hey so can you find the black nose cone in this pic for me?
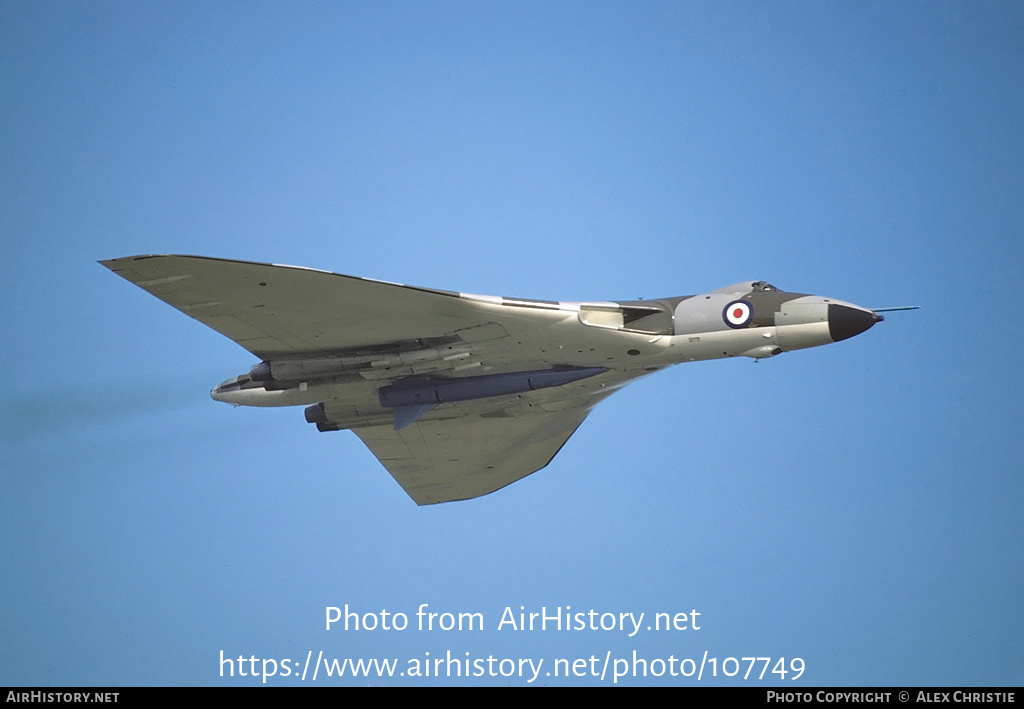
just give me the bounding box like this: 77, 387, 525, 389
828, 304, 882, 342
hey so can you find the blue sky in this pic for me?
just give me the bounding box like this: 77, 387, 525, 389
1, 1, 1021, 686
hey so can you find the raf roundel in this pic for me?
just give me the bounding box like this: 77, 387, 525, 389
723, 300, 754, 329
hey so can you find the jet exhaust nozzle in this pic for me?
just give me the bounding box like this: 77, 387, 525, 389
304, 403, 328, 424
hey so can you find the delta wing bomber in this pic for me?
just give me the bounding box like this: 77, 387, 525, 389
102, 255, 915, 505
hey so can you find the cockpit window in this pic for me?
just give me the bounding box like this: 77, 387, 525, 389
751, 281, 779, 292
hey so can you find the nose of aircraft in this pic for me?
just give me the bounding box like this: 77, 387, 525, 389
828, 304, 883, 342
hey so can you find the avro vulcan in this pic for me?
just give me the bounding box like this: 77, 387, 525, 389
102, 255, 913, 505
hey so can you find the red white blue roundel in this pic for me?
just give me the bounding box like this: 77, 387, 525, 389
723, 300, 754, 328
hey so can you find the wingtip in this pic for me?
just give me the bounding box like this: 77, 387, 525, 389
98, 255, 146, 269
